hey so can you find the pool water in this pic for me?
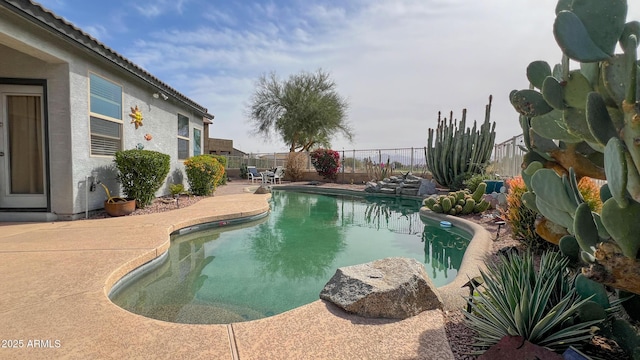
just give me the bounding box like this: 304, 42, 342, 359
110, 191, 471, 324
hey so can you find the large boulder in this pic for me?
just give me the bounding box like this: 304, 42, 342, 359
254, 185, 271, 194
319, 257, 442, 319
418, 179, 437, 196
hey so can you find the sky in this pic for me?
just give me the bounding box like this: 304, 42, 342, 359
34, 0, 640, 154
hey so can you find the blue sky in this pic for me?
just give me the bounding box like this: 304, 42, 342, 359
35, 0, 640, 154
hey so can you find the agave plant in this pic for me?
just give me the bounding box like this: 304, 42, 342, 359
464, 251, 602, 353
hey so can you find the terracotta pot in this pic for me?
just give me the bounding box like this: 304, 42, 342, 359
104, 198, 136, 217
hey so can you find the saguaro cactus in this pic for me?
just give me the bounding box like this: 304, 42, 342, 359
511, 0, 640, 295
426, 96, 496, 190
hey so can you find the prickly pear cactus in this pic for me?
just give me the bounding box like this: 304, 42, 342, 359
511, 0, 640, 295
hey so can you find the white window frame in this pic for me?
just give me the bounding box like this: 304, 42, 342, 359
89, 72, 123, 157
177, 113, 190, 160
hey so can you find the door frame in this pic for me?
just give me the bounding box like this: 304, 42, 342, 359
0, 78, 50, 211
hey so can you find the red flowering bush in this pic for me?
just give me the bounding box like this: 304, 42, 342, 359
310, 149, 341, 180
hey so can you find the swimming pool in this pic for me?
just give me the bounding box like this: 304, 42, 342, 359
110, 191, 471, 324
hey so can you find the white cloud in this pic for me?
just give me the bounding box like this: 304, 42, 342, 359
118, 0, 640, 153
134, 4, 162, 18
81, 24, 109, 41
134, 0, 190, 18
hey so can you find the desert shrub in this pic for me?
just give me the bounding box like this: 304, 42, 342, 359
578, 177, 602, 213
114, 149, 170, 208
502, 176, 551, 252
285, 152, 308, 181
310, 148, 340, 180
465, 251, 602, 354
365, 158, 393, 181
184, 155, 224, 196
240, 163, 248, 179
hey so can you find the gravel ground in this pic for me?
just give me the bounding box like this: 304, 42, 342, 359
443, 210, 523, 360
86, 194, 206, 219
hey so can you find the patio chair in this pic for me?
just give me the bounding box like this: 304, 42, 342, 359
265, 166, 285, 184
247, 166, 264, 183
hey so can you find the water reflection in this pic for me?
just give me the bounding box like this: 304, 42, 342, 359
250, 191, 346, 280
421, 223, 470, 280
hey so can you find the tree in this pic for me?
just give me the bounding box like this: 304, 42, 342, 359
247, 69, 353, 152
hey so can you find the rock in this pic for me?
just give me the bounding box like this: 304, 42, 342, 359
401, 188, 419, 196
418, 179, 437, 196
254, 185, 271, 194
380, 188, 396, 195
365, 175, 434, 197
319, 257, 443, 319
478, 336, 563, 360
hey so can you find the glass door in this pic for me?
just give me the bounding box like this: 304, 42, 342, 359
0, 85, 47, 208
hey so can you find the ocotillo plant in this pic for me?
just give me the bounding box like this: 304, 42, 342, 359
510, 0, 640, 295
426, 96, 496, 190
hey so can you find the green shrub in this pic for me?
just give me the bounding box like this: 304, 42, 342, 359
465, 251, 602, 354
184, 155, 224, 196
240, 163, 248, 179
114, 149, 170, 208
169, 183, 185, 196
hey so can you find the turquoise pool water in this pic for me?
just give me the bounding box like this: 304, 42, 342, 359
110, 191, 471, 324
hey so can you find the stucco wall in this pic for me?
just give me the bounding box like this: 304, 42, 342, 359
0, 8, 205, 219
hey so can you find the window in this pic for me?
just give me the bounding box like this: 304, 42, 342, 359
178, 114, 189, 160
89, 73, 122, 156
193, 128, 202, 156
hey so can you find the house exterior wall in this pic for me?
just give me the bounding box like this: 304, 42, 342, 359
206, 138, 234, 154
0, 7, 205, 220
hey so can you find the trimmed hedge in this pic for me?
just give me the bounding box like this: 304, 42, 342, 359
114, 149, 170, 208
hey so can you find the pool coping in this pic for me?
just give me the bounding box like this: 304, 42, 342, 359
0, 182, 492, 359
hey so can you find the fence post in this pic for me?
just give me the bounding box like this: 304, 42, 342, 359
352, 150, 356, 173
511, 136, 517, 178
410, 147, 414, 173
342, 149, 345, 183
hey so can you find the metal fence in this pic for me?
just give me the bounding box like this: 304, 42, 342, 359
492, 134, 526, 178
224, 147, 430, 175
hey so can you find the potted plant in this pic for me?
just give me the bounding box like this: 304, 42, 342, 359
100, 183, 135, 217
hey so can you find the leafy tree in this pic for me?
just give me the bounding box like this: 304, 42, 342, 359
247, 69, 353, 152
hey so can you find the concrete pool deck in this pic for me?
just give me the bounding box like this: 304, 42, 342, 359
0, 181, 489, 359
